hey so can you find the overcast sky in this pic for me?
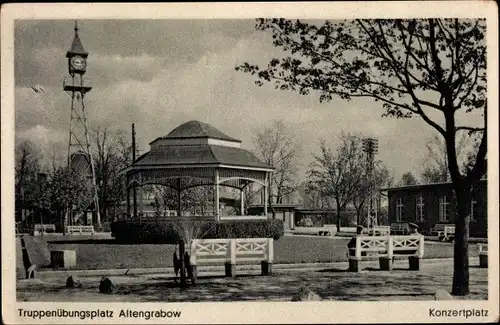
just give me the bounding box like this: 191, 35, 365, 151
14, 19, 478, 181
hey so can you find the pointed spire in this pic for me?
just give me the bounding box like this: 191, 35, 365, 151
66, 20, 88, 58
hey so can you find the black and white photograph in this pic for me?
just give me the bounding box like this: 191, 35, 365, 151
1, 2, 498, 324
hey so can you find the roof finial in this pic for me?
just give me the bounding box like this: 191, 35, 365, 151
74, 20, 78, 32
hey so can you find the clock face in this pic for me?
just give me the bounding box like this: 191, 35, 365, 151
70, 56, 86, 70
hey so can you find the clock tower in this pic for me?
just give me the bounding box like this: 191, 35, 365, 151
63, 21, 101, 231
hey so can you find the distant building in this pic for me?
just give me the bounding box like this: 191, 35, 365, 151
382, 179, 487, 237
247, 204, 298, 230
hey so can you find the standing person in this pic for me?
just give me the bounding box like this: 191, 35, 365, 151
347, 225, 365, 257
409, 222, 420, 234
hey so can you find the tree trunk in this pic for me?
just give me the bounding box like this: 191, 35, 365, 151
451, 181, 470, 296
336, 200, 341, 232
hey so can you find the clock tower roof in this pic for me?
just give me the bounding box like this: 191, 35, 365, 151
66, 22, 88, 58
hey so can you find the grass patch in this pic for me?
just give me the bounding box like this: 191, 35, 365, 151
38, 235, 477, 271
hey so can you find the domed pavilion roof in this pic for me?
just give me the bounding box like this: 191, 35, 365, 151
158, 120, 240, 143
133, 120, 273, 171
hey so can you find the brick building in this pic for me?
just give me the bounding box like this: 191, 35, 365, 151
382, 179, 487, 237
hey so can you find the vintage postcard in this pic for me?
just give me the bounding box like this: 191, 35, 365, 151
1, 1, 498, 324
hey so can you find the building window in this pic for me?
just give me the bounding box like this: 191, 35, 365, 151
439, 196, 449, 222
396, 198, 403, 222
470, 198, 477, 221
416, 195, 424, 222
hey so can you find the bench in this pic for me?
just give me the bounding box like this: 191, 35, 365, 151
190, 238, 273, 280
318, 230, 332, 236
66, 225, 95, 235
348, 234, 424, 272
390, 223, 410, 235
430, 224, 455, 241
367, 226, 391, 236
478, 244, 488, 268
33, 224, 56, 235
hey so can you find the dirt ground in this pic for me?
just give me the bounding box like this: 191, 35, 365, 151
17, 258, 487, 302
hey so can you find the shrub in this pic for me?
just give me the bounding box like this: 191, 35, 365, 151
111, 219, 284, 244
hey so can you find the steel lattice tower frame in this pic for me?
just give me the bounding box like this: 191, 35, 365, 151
63, 22, 101, 230
362, 137, 378, 227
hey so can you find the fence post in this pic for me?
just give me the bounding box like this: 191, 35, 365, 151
355, 236, 361, 259
261, 238, 273, 276
190, 239, 198, 281
418, 235, 424, 259
225, 239, 236, 277
268, 238, 274, 264
387, 236, 394, 260
380, 236, 393, 271
479, 244, 488, 268
349, 236, 361, 272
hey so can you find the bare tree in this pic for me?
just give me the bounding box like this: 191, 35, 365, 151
15, 140, 44, 223
421, 133, 469, 183
253, 120, 301, 216
307, 133, 364, 232
92, 126, 131, 223
399, 172, 419, 186
237, 18, 486, 295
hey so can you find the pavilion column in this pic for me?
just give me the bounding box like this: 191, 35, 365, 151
240, 188, 245, 216
138, 186, 144, 219
214, 170, 220, 221
137, 172, 143, 219
126, 185, 131, 218
133, 185, 137, 218
133, 184, 138, 218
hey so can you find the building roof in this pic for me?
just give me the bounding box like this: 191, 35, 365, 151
133, 144, 272, 170
380, 178, 487, 192
249, 204, 300, 209
151, 120, 241, 143
66, 25, 88, 57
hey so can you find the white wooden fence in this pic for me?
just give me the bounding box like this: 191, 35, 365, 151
366, 226, 391, 236
190, 238, 273, 266
219, 215, 268, 221
33, 224, 56, 234
351, 235, 424, 260
430, 224, 455, 241
390, 223, 410, 235
66, 225, 95, 235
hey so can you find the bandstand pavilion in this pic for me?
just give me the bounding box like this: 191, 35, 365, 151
123, 120, 274, 221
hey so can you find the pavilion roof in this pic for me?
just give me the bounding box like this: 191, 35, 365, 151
150, 120, 241, 144
133, 144, 272, 170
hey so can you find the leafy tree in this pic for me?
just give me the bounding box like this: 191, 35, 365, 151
49, 167, 93, 225
236, 18, 486, 295
307, 133, 364, 232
